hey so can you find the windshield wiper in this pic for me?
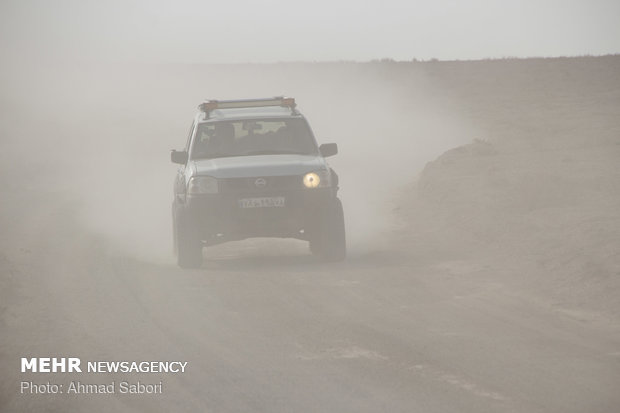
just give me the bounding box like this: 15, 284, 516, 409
242, 149, 311, 156
194, 152, 239, 160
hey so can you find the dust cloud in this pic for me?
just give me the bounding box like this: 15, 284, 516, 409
1, 61, 475, 262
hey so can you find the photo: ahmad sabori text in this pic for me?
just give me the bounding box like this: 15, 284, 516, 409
21, 380, 163, 395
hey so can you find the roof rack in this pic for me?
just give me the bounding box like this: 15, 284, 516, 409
198, 97, 297, 118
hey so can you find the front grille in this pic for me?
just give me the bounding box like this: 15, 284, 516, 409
220, 175, 301, 193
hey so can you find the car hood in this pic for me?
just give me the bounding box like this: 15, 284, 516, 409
191, 154, 327, 179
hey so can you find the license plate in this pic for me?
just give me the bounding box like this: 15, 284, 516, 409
238, 196, 285, 208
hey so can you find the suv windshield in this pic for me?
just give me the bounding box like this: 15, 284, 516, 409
191, 118, 318, 160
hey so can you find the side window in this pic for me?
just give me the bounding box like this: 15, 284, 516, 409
185, 121, 196, 151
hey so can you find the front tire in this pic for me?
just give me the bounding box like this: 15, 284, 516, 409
310, 197, 346, 262
173, 207, 203, 269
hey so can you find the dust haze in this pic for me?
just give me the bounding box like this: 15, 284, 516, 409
2, 53, 620, 411
1, 61, 474, 261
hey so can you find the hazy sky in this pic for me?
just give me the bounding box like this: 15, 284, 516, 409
1, 0, 619, 63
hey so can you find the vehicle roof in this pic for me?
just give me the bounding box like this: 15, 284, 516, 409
199, 106, 303, 122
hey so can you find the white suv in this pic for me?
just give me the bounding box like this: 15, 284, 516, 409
170, 97, 345, 268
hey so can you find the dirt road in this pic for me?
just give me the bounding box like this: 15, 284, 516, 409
1, 185, 618, 412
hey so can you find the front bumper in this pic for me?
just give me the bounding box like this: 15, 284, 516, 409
181, 187, 335, 244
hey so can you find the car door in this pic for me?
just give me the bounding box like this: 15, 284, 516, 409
174, 120, 196, 203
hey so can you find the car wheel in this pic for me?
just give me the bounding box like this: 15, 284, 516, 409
311, 197, 346, 262
174, 208, 203, 269
309, 237, 321, 255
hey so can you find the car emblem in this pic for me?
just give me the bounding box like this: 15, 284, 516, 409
254, 178, 267, 188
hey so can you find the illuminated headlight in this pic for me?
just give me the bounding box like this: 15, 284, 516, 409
188, 176, 218, 194
303, 170, 331, 188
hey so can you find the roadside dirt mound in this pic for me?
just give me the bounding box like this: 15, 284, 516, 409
396, 56, 620, 319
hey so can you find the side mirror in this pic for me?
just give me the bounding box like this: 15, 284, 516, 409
171, 150, 188, 164
319, 143, 338, 158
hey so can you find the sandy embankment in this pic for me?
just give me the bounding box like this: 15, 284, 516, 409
396, 56, 620, 321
